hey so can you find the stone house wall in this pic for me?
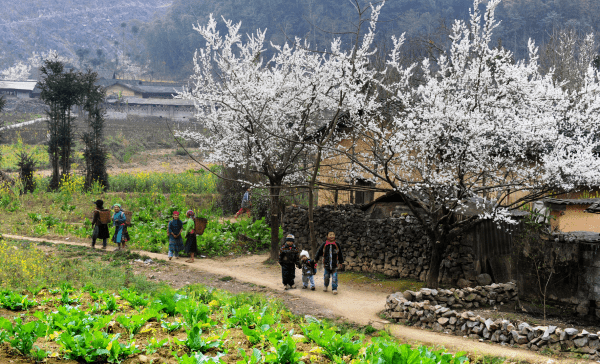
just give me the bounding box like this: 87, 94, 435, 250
282, 205, 478, 284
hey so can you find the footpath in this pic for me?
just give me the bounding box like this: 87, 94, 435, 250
4, 234, 568, 363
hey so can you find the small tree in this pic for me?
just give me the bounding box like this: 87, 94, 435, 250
17, 151, 36, 193
38, 59, 83, 190
79, 70, 109, 190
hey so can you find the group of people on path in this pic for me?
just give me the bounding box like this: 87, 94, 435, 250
166, 210, 198, 262
91, 200, 129, 250
90, 200, 198, 262
278, 232, 344, 295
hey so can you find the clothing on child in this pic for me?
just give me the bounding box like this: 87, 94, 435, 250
298, 250, 316, 289
316, 234, 344, 292
279, 234, 299, 288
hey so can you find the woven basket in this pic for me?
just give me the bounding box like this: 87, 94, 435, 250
98, 210, 111, 225
194, 217, 208, 235
124, 211, 133, 226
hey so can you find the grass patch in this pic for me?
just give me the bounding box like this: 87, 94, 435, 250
218, 276, 233, 282
0, 237, 166, 295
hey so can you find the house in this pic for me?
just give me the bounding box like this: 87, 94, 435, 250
0, 81, 38, 98
544, 198, 600, 233
103, 81, 184, 99
103, 97, 195, 119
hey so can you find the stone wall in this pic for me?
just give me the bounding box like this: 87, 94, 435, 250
385, 284, 600, 358
282, 205, 478, 284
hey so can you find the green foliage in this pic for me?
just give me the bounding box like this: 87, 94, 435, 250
161, 319, 183, 333
145, 337, 168, 354
0, 317, 47, 357
358, 339, 469, 364
178, 324, 226, 353
177, 351, 226, 364
119, 289, 150, 308
107, 169, 218, 194
116, 313, 152, 337
0, 290, 38, 310
56, 331, 140, 363
237, 348, 264, 364
264, 334, 303, 364
302, 321, 362, 360
176, 299, 213, 328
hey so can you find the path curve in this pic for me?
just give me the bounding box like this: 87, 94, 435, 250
2, 234, 578, 363
0, 117, 46, 132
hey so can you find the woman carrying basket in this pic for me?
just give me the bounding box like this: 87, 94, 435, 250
91, 200, 110, 249
111, 203, 130, 251
183, 210, 197, 263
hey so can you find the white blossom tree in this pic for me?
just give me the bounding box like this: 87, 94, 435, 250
335, 0, 600, 287
178, 15, 354, 259
0, 61, 31, 81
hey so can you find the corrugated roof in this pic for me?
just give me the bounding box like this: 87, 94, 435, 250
544, 198, 600, 206
133, 85, 181, 94
0, 81, 37, 91
105, 97, 194, 106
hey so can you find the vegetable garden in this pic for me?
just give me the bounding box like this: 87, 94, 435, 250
0, 240, 470, 364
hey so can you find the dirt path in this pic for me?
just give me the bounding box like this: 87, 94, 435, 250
2, 234, 575, 363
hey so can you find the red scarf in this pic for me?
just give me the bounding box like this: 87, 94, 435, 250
325, 239, 337, 248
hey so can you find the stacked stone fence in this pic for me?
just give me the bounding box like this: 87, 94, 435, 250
385, 283, 600, 358
283, 205, 478, 285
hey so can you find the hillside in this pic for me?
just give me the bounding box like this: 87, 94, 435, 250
0, 0, 171, 71
1, 0, 599, 80
141, 0, 600, 78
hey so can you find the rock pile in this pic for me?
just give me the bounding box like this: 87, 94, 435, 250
385, 283, 600, 357
393, 282, 518, 310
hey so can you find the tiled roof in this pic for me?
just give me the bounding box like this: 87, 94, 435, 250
544, 198, 600, 206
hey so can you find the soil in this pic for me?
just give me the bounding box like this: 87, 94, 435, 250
2, 234, 588, 363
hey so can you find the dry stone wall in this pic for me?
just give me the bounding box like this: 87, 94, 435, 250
283, 205, 477, 284
385, 284, 600, 358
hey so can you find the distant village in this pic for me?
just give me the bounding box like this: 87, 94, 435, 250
0, 72, 195, 121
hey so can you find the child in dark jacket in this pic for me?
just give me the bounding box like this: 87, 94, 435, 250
298, 250, 316, 290
279, 234, 300, 290
315, 231, 344, 295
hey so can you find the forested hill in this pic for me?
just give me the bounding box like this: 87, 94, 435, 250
142, 0, 600, 78
0, 0, 171, 70
1, 0, 599, 80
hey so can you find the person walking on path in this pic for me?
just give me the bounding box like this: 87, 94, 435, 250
91, 200, 110, 249
298, 250, 316, 290
111, 203, 129, 251
168, 211, 184, 260
279, 234, 300, 290
316, 231, 344, 295
234, 188, 251, 219
183, 210, 197, 263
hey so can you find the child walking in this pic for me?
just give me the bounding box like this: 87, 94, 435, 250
278, 234, 299, 290
315, 231, 344, 295
167, 211, 184, 260
298, 250, 316, 290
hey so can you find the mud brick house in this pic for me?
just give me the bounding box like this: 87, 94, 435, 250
543, 198, 600, 233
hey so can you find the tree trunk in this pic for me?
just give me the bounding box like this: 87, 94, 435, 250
426, 238, 448, 288
307, 147, 323, 258
269, 184, 281, 261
